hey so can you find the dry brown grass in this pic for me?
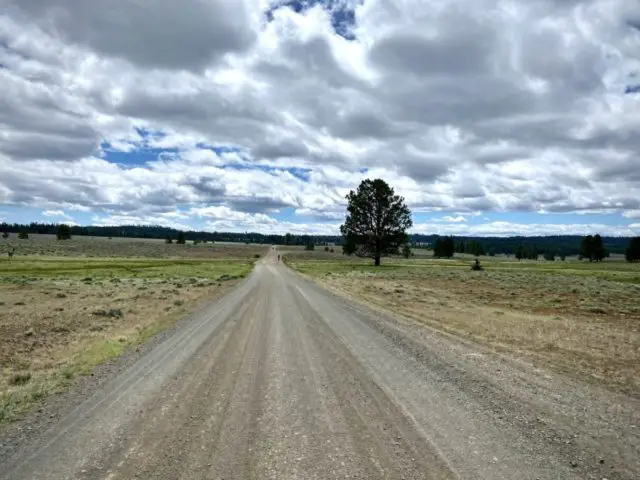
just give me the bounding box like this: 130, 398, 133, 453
0, 239, 264, 425
0, 234, 267, 259
290, 258, 640, 396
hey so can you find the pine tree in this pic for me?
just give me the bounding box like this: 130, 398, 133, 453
625, 237, 640, 262
56, 224, 72, 240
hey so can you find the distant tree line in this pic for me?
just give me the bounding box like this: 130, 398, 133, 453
410, 234, 630, 256
1, 222, 638, 261
0, 222, 338, 247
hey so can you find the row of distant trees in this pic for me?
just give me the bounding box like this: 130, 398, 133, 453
2, 224, 72, 241
425, 232, 640, 262
1, 221, 635, 257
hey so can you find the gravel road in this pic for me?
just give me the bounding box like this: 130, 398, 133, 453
2, 250, 639, 479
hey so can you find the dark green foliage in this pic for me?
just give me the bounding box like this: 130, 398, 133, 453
176, 231, 186, 245
18, 231, 29, 239
579, 234, 606, 262
305, 243, 315, 251
324, 246, 330, 252
543, 252, 555, 261
56, 224, 72, 240
626, 237, 640, 262
402, 243, 411, 259
340, 179, 412, 266
560, 253, 566, 261
454, 239, 484, 256
433, 236, 455, 258
1, 232, 8, 239
165, 236, 173, 244
342, 236, 357, 256
515, 244, 538, 260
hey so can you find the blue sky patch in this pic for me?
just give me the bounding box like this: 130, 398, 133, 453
100, 142, 179, 167
265, 0, 361, 40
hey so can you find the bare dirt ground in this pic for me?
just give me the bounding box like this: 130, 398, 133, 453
1, 249, 639, 479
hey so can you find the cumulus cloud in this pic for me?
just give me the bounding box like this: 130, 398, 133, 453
439, 216, 468, 223
4, 0, 257, 71
412, 221, 640, 237
42, 209, 71, 218
0, 0, 639, 235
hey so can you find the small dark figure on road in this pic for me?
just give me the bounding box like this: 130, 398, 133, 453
278, 254, 280, 262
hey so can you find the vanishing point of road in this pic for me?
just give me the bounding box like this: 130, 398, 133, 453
2, 249, 639, 479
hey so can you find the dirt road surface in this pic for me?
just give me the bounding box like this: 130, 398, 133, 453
2, 249, 639, 479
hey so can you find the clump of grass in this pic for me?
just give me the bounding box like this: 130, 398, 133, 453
51, 325, 70, 333
173, 300, 184, 307
92, 308, 123, 318
8, 372, 32, 386
218, 274, 238, 281
55, 293, 67, 298
14, 301, 26, 306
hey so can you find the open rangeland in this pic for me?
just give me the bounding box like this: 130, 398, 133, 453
1, 248, 638, 479
285, 249, 640, 396
0, 235, 264, 425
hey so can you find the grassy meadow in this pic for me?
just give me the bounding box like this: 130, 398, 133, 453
285, 248, 640, 395
0, 235, 264, 425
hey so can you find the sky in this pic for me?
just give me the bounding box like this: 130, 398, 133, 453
1, 0, 639, 237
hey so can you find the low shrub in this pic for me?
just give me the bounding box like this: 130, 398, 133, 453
9, 372, 32, 385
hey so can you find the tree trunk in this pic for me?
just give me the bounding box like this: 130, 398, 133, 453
374, 254, 381, 266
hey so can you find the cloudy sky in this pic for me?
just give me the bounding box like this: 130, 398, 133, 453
1, 0, 639, 236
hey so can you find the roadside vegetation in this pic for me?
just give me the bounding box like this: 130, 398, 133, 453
286, 249, 640, 395
0, 236, 263, 426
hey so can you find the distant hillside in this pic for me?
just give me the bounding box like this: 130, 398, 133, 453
0, 222, 634, 255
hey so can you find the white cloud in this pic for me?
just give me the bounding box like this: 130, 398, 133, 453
412, 221, 640, 237
623, 210, 640, 219
42, 209, 71, 219
439, 215, 468, 223
0, 0, 639, 236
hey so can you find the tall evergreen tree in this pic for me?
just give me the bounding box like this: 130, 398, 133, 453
580, 234, 606, 262
56, 224, 72, 240
340, 179, 412, 266
625, 237, 640, 262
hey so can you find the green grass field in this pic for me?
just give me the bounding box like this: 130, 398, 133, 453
0, 256, 254, 279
